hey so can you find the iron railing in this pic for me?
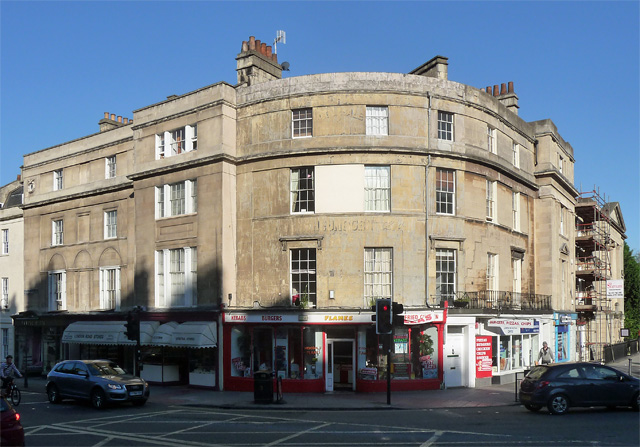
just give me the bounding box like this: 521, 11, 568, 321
436, 290, 552, 311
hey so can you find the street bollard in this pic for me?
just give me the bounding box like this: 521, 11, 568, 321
629, 358, 632, 376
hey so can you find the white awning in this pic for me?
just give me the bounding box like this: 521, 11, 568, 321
171, 321, 217, 348
62, 321, 159, 345
150, 322, 180, 346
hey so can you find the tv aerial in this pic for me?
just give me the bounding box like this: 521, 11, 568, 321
274, 30, 286, 54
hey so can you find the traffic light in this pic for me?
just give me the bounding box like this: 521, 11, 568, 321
376, 298, 392, 334
392, 302, 404, 327
124, 310, 140, 341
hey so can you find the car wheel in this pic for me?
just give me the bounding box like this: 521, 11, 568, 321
547, 394, 570, 415
632, 392, 639, 412
47, 384, 61, 404
91, 389, 106, 410
132, 399, 147, 407
524, 403, 542, 412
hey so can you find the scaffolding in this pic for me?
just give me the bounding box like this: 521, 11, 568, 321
575, 187, 616, 362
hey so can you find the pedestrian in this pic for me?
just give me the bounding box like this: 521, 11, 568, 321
1, 355, 22, 394
537, 341, 554, 365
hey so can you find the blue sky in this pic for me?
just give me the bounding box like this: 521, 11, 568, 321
1, 1, 638, 252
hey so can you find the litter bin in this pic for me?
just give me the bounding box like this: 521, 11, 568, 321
254, 371, 273, 404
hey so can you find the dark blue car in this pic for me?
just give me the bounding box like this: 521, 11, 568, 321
519, 362, 639, 415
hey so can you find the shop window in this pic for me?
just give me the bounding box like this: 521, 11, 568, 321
189, 348, 216, 386
303, 327, 322, 379
253, 327, 274, 372
230, 327, 252, 377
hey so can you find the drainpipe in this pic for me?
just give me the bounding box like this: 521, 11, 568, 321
426, 91, 432, 308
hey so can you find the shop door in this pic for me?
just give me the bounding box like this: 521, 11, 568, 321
444, 332, 464, 388
325, 339, 354, 392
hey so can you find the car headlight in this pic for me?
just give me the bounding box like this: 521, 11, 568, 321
107, 384, 123, 390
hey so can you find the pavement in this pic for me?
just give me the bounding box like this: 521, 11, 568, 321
16, 353, 640, 411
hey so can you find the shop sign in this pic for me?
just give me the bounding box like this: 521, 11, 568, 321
475, 336, 492, 378
606, 280, 624, 299
403, 311, 445, 325
488, 319, 538, 335
224, 312, 372, 324
559, 315, 572, 324
360, 367, 377, 378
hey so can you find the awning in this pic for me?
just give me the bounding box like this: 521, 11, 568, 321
171, 321, 217, 348
150, 322, 180, 346
62, 321, 159, 345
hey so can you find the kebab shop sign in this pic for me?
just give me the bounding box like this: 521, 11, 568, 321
475, 336, 493, 378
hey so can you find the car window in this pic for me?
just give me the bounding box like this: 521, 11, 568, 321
60, 362, 76, 375
89, 362, 126, 376
581, 365, 617, 380
525, 366, 548, 379
74, 363, 89, 375
557, 367, 581, 379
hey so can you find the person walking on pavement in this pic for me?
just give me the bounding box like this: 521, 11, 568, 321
538, 341, 554, 365
1, 355, 22, 395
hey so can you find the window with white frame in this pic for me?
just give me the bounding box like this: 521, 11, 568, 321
562, 260, 567, 301
560, 206, 565, 236
292, 108, 312, 138
436, 249, 456, 303
100, 267, 120, 310
512, 258, 522, 296
48, 271, 66, 311
364, 166, 390, 212
364, 248, 393, 303
1, 229, 8, 255
436, 168, 455, 215
52, 219, 64, 246
105, 155, 116, 179
53, 169, 63, 191
512, 142, 520, 168
155, 124, 198, 159
291, 248, 316, 307
512, 192, 521, 231
1, 278, 8, 309
104, 210, 117, 239
437, 111, 453, 141
366, 106, 389, 136
487, 253, 498, 291
291, 167, 315, 213
486, 180, 496, 222
155, 179, 197, 218
156, 247, 197, 308
487, 126, 497, 154
558, 153, 564, 174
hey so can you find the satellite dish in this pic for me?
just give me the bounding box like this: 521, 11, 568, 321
281, 61, 290, 71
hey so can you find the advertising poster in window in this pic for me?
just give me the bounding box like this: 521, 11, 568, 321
476, 336, 492, 378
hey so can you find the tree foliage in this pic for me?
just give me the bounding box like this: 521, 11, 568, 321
623, 243, 640, 340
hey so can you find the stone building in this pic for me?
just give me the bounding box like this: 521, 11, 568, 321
0, 177, 24, 364
15, 36, 592, 391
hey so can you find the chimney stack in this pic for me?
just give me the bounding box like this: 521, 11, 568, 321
409, 55, 448, 80
236, 35, 283, 86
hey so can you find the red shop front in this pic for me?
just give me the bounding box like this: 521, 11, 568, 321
222, 308, 445, 393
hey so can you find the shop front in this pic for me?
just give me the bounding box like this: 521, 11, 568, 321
553, 312, 577, 363
477, 317, 540, 384
223, 309, 445, 393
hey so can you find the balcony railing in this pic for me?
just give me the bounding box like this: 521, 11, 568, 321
436, 290, 552, 311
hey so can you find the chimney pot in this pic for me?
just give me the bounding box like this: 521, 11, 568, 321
485, 86, 491, 94
249, 36, 256, 50
260, 43, 267, 55
508, 81, 514, 93
492, 85, 499, 97
17, 175, 21, 181
266, 45, 272, 58
104, 112, 109, 119
272, 52, 278, 63
500, 83, 507, 95
110, 113, 116, 120
117, 116, 122, 123
124, 118, 129, 124
255, 40, 261, 52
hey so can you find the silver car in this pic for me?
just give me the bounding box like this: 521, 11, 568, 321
46, 359, 149, 409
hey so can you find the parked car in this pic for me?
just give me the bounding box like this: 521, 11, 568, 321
520, 362, 639, 415
0, 396, 24, 446
46, 359, 150, 409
